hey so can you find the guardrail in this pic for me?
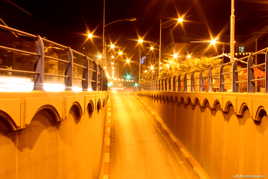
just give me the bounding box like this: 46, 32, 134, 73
145, 48, 268, 93
0, 24, 107, 91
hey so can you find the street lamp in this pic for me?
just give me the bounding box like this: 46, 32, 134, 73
136, 36, 145, 84
176, 17, 185, 24
137, 37, 144, 45
126, 58, 131, 64
186, 54, 192, 59
171, 52, 180, 59
159, 16, 186, 79
109, 42, 116, 50
102, 0, 137, 68
149, 46, 155, 51
118, 50, 123, 56
96, 53, 103, 60
105, 18, 137, 27
209, 38, 218, 46
87, 32, 94, 40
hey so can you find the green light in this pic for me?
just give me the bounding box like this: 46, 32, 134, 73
134, 83, 139, 87
125, 74, 132, 80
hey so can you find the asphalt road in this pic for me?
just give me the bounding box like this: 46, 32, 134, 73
109, 92, 199, 179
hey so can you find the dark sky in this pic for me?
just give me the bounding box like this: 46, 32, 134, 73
1, 0, 268, 52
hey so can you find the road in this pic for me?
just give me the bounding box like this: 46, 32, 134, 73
109, 92, 199, 179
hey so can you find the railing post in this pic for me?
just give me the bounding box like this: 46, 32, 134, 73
34, 36, 45, 91
162, 79, 164, 91
172, 76, 177, 91
96, 64, 99, 91
82, 57, 89, 91
191, 72, 195, 92
232, 61, 238, 92
247, 56, 254, 92
199, 72, 203, 92
178, 75, 181, 92
265, 53, 268, 93
169, 78, 172, 91
100, 67, 104, 91
165, 79, 168, 91
208, 67, 213, 92
65, 47, 73, 91
88, 59, 94, 91
219, 65, 224, 92
184, 74, 187, 92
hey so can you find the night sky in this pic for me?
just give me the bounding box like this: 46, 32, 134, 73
1, 0, 268, 52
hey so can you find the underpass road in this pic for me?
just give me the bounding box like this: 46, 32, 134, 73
109, 92, 199, 179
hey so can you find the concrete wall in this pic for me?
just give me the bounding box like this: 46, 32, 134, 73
139, 92, 268, 179
0, 92, 108, 179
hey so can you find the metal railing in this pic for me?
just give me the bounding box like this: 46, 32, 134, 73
147, 48, 268, 93
0, 24, 107, 91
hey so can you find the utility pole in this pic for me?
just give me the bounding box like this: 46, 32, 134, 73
158, 19, 162, 79
103, 0, 106, 67
139, 47, 141, 84
230, 0, 235, 62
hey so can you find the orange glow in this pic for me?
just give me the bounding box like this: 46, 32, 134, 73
118, 50, 123, 56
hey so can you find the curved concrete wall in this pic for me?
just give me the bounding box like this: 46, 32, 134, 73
139, 92, 268, 179
0, 92, 108, 179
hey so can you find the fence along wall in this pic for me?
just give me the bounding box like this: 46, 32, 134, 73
138, 92, 268, 179
0, 24, 107, 91
150, 51, 268, 93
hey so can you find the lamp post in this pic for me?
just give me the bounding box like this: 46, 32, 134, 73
158, 16, 185, 79
102, 0, 136, 70
137, 37, 144, 84
158, 19, 162, 80
103, 0, 106, 67
230, 0, 235, 62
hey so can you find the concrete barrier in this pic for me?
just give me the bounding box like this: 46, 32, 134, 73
138, 91, 268, 179
0, 91, 108, 179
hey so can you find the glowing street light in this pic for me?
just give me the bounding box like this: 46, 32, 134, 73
96, 53, 103, 60
210, 38, 218, 46
118, 50, 123, 56
177, 17, 185, 24
109, 43, 116, 49
137, 37, 144, 45
87, 32, 94, 40
150, 65, 155, 71
186, 54, 192, 59
149, 46, 155, 51
172, 52, 179, 59
126, 58, 131, 64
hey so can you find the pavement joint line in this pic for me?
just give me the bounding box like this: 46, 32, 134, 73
104, 152, 110, 163
105, 138, 111, 146
99, 99, 111, 179
106, 128, 111, 135
106, 118, 112, 124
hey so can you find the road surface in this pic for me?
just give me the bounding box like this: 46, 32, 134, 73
109, 92, 199, 179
